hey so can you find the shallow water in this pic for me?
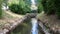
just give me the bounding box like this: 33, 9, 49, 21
31, 18, 38, 34
11, 20, 32, 34
10, 18, 42, 34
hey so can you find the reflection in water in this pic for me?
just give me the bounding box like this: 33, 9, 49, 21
11, 20, 32, 34
11, 18, 42, 34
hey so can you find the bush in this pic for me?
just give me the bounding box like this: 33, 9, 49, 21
37, 0, 44, 13
42, 0, 56, 15
38, 3, 43, 13
55, 0, 60, 19
9, 4, 31, 14
9, 4, 20, 14
41, 0, 60, 19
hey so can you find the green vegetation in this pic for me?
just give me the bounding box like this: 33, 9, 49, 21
0, 0, 60, 18
41, 0, 60, 19
38, 3, 43, 13
41, 0, 55, 15
9, 0, 31, 15
0, 0, 60, 34
9, 0, 43, 14
11, 23, 31, 34
0, 0, 3, 18
0, 0, 8, 19
55, 0, 60, 19
11, 20, 32, 34
9, 4, 22, 14
38, 0, 43, 13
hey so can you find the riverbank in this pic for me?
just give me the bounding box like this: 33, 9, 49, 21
37, 11, 60, 34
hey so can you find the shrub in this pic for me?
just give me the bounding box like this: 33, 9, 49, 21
41, 0, 60, 19
9, 4, 31, 14
9, 4, 23, 14
55, 0, 60, 19
38, 3, 43, 13
37, 0, 44, 13
42, 0, 56, 15
9, 4, 21, 14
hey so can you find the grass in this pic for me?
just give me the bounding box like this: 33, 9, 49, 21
0, 11, 23, 29
4, 10, 24, 18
